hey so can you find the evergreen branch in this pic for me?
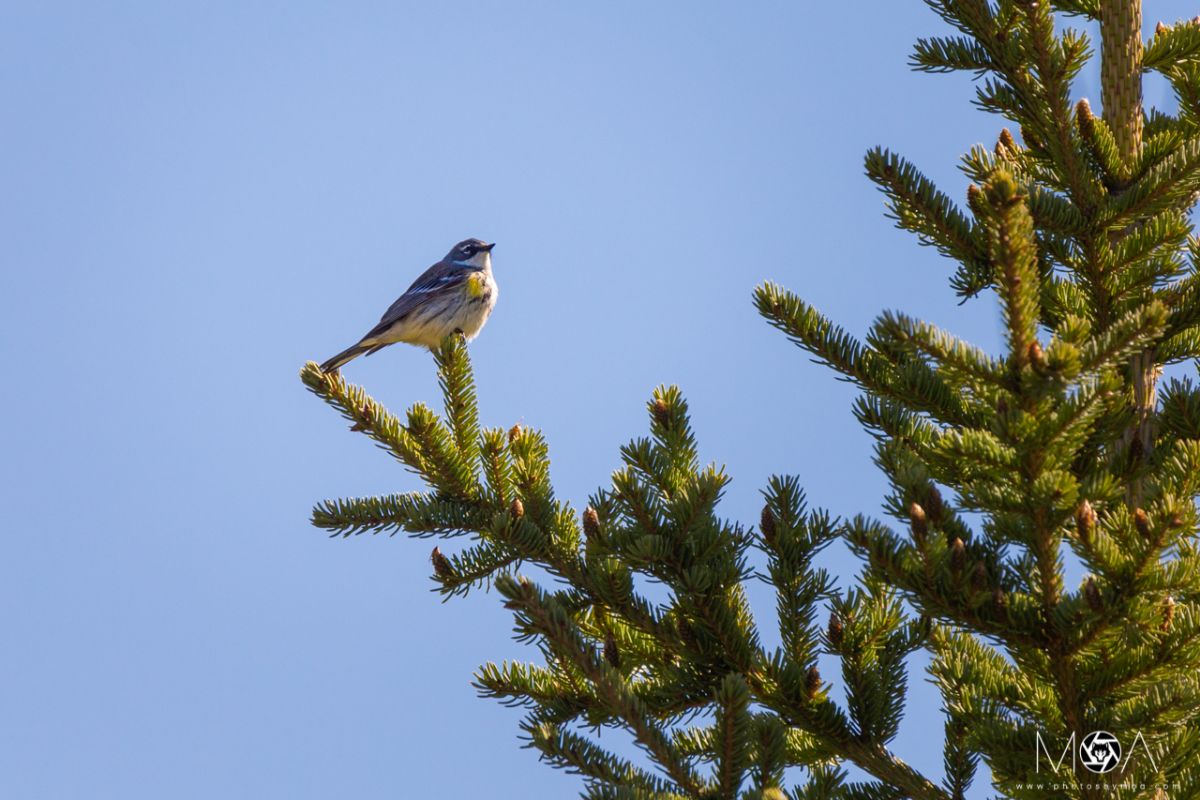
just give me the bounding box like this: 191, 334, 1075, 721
1089, 606, 1200, 699
1021, 2, 1101, 213
1158, 377, 1200, 441
1108, 674, 1200, 730
310, 492, 487, 537
1024, 184, 1088, 236
747, 715, 792, 795
754, 284, 975, 427
1142, 323, 1200, 364
1168, 63, 1200, 124
760, 656, 950, 800
762, 476, 838, 670
300, 362, 426, 471
973, 78, 1024, 121
433, 335, 481, 469
647, 385, 701, 488
677, 580, 762, 677
1076, 98, 1129, 184
507, 426, 560, 533
497, 575, 710, 796
1153, 439, 1200, 500
405, 403, 479, 498
1063, 503, 1194, 657
582, 557, 677, 648
853, 396, 941, 452
1106, 134, 1200, 228
476, 660, 591, 713
584, 787, 691, 800
1135, 128, 1192, 183
1144, 21, 1200, 72
1161, 272, 1200, 336
868, 310, 1009, 389
480, 427, 514, 504
1075, 301, 1167, 374
940, 713, 978, 800
433, 539, 522, 597
712, 673, 752, 799
524, 718, 678, 795
1039, 373, 1123, 464
835, 588, 919, 746
979, 172, 1042, 365
864, 148, 990, 282
845, 516, 1043, 648
1050, 0, 1100, 18
1111, 208, 1191, 266
934, 428, 1019, 476
910, 36, 992, 73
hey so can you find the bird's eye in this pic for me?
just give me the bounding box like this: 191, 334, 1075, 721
460, 246, 476, 258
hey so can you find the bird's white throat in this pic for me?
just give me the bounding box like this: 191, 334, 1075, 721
462, 250, 492, 270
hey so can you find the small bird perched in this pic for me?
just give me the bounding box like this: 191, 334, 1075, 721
320, 238, 499, 372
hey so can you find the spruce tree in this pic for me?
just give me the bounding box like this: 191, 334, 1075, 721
301, 1, 1200, 797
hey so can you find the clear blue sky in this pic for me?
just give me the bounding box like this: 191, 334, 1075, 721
2, 2, 1194, 797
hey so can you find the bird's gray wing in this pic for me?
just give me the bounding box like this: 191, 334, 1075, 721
359, 260, 472, 341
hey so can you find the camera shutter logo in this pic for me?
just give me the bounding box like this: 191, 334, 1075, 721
1079, 731, 1121, 774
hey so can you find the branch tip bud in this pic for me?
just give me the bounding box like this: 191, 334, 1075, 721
967, 184, 985, 215
1134, 508, 1151, 539
1028, 340, 1045, 368
994, 127, 1020, 160
652, 398, 670, 428
909, 502, 928, 542
760, 505, 777, 547
828, 613, 844, 647
583, 506, 601, 540
431, 546, 453, 579
604, 632, 620, 669
949, 538, 966, 571
1076, 500, 1096, 544
805, 666, 821, 700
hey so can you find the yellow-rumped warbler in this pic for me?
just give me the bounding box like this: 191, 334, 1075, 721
320, 238, 498, 372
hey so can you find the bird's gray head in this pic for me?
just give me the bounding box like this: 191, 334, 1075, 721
446, 238, 496, 268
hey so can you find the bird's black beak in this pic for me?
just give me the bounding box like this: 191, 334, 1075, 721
481, 242, 496, 252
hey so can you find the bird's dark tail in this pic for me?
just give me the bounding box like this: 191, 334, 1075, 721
320, 343, 372, 373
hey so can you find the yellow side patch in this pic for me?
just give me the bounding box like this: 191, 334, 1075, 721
466, 272, 487, 298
